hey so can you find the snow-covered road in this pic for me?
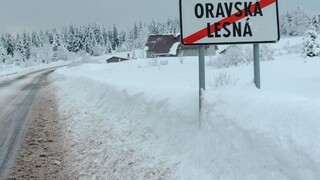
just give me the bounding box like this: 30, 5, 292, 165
0, 69, 55, 179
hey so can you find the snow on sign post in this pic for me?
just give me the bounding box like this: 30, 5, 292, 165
179, 0, 279, 128
179, 0, 280, 45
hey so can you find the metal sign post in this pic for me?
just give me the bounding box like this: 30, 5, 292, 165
179, 0, 280, 129
253, 44, 261, 89
199, 46, 205, 129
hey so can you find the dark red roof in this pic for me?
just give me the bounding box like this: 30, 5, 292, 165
145, 35, 180, 54
106, 56, 130, 63
146, 34, 217, 54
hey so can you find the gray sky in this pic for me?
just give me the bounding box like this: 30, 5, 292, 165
0, 0, 319, 34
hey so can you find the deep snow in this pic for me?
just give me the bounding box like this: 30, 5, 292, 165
49, 38, 320, 180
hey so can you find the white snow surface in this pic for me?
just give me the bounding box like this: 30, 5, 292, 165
50, 42, 320, 179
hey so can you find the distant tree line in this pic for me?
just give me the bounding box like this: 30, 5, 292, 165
279, 7, 320, 57
0, 18, 180, 66
2, 7, 319, 67
280, 7, 320, 36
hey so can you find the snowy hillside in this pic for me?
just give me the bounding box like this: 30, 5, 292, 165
49, 38, 320, 179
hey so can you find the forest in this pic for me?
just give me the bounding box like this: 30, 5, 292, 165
0, 7, 319, 67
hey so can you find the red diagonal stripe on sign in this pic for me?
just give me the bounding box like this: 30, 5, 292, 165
182, 0, 276, 44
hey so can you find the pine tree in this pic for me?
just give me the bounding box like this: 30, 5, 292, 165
31, 31, 41, 47
302, 30, 320, 57
112, 25, 119, 50
134, 23, 149, 49
310, 15, 320, 32
118, 31, 126, 46
52, 30, 63, 51
73, 27, 82, 52
46, 30, 54, 44
52, 30, 69, 61
66, 25, 75, 52
93, 24, 105, 46
107, 29, 113, 51
14, 32, 31, 61
0, 44, 7, 63
280, 8, 311, 36
105, 31, 112, 53
83, 26, 93, 55
149, 20, 159, 34
133, 23, 138, 39
280, 11, 293, 36
124, 31, 134, 51
1, 34, 15, 56
38, 30, 48, 45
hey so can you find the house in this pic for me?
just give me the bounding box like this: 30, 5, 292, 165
145, 34, 180, 58
106, 56, 130, 63
145, 34, 217, 58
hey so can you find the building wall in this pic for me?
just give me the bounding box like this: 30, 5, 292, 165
146, 51, 155, 58
177, 49, 198, 56
147, 45, 217, 58
107, 57, 130, 63
147, 51, 175, 58
177, 46, 216, 57
205, 45, 216, 56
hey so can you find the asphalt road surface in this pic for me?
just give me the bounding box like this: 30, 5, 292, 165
0, 69, 55, 179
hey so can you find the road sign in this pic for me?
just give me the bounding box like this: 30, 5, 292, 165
180, 0, 280, 45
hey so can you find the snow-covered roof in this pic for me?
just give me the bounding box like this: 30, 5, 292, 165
145, 34, 180, 54
169, 42, 180, 55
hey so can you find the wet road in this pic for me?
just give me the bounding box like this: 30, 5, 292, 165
0, 69, 55, 179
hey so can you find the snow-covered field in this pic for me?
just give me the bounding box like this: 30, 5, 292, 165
48, 38, 320, 179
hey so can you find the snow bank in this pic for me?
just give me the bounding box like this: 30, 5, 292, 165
0, 60, 77, 81
51, 54, 320, 179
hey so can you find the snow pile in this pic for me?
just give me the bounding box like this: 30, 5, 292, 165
51, 51, 320, 179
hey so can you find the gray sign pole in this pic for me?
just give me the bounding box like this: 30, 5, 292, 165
199, 46, 205, 129
253, 44, 261, 89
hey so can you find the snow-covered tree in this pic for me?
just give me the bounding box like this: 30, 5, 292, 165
38, 30, 48, 45
1, 33, 15, 56
31, 31, 42, 47
35, 44, 54, 64
112, 25, 119, 50
302, 30, 320, 57
149, 20, 160, 35
72, 27, 82, 52
310, 14, 320, 32
215, 45, 249, 68
52, 30, 69, 61
0, 17, 183, 66
54, 45, 70, 61
82, 27, 96, 55
133, 24, 149, 49
93, 24, 105, 46
280, 11, 294, 36
133, 23, 139, 39
52, 30, 63, 51
280, 7, 311, 36
118, 31, 126, 47
0, 44, 7, 63
15, 33, 30, 61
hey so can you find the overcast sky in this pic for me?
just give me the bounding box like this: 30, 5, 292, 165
0, 0, 319, 34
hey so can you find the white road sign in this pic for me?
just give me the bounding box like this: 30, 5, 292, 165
180, 0, 280, 45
